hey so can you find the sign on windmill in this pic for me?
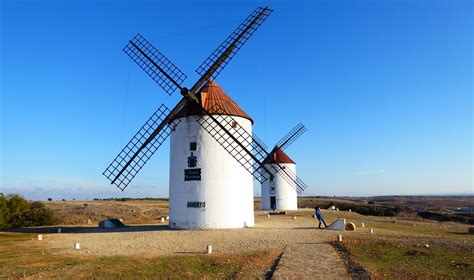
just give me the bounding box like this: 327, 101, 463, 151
258, 124, 309, 211
103, 7, 275, 229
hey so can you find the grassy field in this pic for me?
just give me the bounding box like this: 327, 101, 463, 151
324, 211, 473, 278
345, 238, 473, 279
0, 233, 279, 279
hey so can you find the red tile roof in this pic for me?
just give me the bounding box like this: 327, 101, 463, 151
172, 80, 253, 123
269, 147, 295, 164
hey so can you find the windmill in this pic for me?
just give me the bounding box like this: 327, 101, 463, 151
103, 6, 308, 229
259, 123, 308, 211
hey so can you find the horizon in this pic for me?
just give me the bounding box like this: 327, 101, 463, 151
1, 1, 472, 200
1, 192, 473, 202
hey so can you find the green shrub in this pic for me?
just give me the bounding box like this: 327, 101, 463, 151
0, 194, 55, 229
0, 195, 9, 228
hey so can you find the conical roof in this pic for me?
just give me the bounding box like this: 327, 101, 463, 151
172, 80, 253, 123
267, 147, 295, 164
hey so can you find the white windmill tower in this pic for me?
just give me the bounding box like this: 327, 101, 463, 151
260, 124, 308, 211
103, 7, 276, 229
168, 80, 255, 229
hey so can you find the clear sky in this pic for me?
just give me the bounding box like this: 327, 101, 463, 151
1, 0, 472, 200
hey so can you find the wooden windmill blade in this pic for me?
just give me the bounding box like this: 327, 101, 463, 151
102, 104, 182, 190
104, 33, 192, 190
274, 123, 307, 152
266, 163, 308, 194
191, 6, 273, 93
123, 34, 187, 96
196, 103, 273, 183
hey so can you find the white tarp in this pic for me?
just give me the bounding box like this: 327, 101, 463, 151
326, 218, 345, 231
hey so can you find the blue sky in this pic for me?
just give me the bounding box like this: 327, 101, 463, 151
1, 0, 472, 200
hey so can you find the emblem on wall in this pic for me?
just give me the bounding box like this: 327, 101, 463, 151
187, 152, 197, 168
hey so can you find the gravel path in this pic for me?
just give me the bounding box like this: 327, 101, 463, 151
273, 243, 350, 279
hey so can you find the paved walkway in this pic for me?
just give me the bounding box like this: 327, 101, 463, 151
272, 243, 350, 279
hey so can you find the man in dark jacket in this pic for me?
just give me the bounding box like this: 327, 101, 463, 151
315, 206, 328, 228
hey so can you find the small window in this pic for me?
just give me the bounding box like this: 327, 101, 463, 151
190, 142, 197, 151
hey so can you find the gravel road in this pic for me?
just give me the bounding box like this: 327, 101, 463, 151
44, 210, 341, 257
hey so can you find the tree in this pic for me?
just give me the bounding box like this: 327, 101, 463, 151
6, 195, 30, 227
0, 195, 9, 229
23, 201, 55, 226
0, 194, 56, 229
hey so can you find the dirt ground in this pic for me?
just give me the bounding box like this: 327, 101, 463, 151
33, 209, 351, 278
45, 200, 169, 225
42, 210, 341, 256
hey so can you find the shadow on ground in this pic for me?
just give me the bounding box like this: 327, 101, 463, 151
1, 224, 172, 234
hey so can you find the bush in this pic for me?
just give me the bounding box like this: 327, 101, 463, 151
0, 195, 8, 228
0, 194, 56, 229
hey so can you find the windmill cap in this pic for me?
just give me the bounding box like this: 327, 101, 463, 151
268, 147, 295, 164
171, 80, 253, 124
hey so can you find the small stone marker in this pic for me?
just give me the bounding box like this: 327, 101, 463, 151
37, 234, 43, 241
361, 223, 365, 228
337, 235, 343, 242
349, 209, 352, 212
207, 245, 212, 254
292, 216, 296, 220
160, 217, 165, 223
58, 228, 62, 234
370, 228, 374, 234
74, 243, 80, 250
267, 213, 270, 218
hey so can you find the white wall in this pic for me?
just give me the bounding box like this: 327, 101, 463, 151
169, 115, 254, 229
261, 163, 298, 211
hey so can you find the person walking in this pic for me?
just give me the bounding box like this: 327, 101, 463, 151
315, 206, 328, 228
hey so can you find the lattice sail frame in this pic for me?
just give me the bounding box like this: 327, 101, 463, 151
265, 164, 308, 194
197, 107, 268, 183
196, 104, 308, 195
103, 104, 181, 190
275, 123, 307, 151
195, 7, 273, 83
123, 34, 187, 95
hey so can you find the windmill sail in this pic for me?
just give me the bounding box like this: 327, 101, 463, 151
192, 7, 273, 92
123, 34, 187, 95
275, 123, 307, 151
267, 163, 308, 194
197, 104, 272, 182
103, 104, 180, 190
